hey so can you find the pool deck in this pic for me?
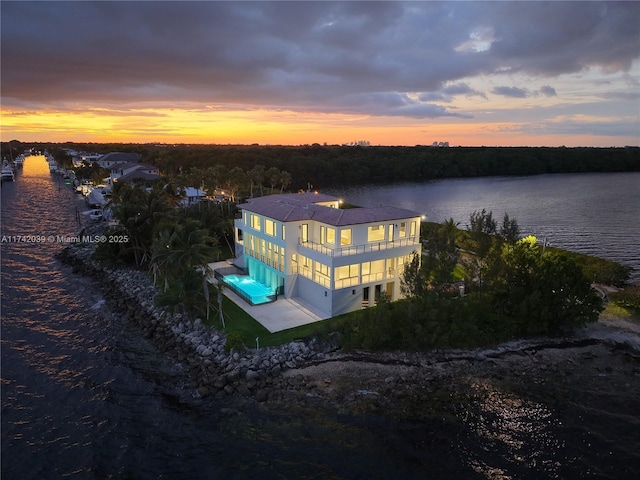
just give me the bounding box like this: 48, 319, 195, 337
208, 261, 329, 333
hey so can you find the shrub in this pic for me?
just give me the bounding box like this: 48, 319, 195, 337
224, 331, 245, 353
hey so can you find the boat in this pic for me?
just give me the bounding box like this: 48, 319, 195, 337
88, 209, 103, 221
81, 209, 104, 221
1, 161, 15, 182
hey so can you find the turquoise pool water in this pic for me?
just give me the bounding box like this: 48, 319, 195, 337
222, 275, 273, 305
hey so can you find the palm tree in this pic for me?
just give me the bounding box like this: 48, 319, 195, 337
266, 166, 280, 194
150, 219, 221, 320
225, 167, 245, 202
248, 164, 265, 197
279, 170, 292, 193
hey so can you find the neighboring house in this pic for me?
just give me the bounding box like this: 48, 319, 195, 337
98, 152, 141, 169
180, 187, 207, 207
231, 192, 422, 317
109, 162, 161, 183
71, 152, 102, 167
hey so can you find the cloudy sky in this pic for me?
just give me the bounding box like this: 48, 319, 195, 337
1, 1, 639, 146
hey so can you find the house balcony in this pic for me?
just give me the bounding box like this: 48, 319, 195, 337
298, 236, 420, 257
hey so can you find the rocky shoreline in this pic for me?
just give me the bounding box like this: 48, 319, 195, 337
57, 235, 337, 402
58, 225, 640, 416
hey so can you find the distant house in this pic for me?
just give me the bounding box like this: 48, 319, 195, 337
230, 192, 422, 318
72, 152, 102, 167
98, 152, 141, 169
109, 162, 161, 184
180, 187, 207, 207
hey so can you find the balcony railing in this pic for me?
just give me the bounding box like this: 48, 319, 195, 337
298, 236, 419, 257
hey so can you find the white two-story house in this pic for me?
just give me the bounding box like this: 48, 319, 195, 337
231, 192, 422, 318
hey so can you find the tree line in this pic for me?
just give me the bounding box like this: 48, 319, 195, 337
133, 144, 640, 190
339, 210, 607, 352
6, 141, 639, 191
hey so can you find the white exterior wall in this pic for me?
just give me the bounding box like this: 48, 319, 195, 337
232, 204, 421, 318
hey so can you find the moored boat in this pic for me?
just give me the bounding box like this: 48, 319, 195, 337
1, 161, 15, 182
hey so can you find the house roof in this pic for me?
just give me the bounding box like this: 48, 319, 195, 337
117, 170, 162, 182
183, 187, 206, 197
109, 162, 158, 172
239, 193, 420, 226
99, 152, 140, 164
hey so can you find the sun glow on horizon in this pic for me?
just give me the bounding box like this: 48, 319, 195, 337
1, 104, 637, 148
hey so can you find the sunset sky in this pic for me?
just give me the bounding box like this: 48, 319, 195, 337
1, 1, 639, 147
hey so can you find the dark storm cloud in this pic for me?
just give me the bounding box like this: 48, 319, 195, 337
1, 1, 638, 119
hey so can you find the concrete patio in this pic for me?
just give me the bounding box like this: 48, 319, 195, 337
208, 261, 329, 333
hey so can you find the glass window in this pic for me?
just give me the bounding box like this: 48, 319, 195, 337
362, 261, 371, 275
341, 228, 352, 245
410, 221, 416, 237
301, 224, 308, 243
315, 261, 330, 276
326, 227, 335, 245
265, 219, 276, 237
251, 214, 261, 231
399, 222, 407, 238
367, 225, 385, 242
337, 264, 359, 279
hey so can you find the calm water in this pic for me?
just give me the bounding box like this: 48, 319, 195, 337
2, 156, 639, 479
326, 172, 640, 283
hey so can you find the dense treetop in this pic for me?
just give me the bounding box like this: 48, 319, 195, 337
4, 141, 639, 190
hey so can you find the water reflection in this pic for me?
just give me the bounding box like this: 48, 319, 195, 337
21, 155, 50, 176
458, 379, 565, 479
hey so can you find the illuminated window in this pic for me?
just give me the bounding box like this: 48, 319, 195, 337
314, 261, 331, 287
316, 262, 330, 276
282, 225, 286, 240
399, 222, 407, 238
362, 261, 370, 276
301, 224, 308, 243
321, 226, 335, 245
367, 225, 385, 242
326, 227, 335, 245
251, 214, 261, 231
340, 228, 351, 245
265, 219, 276, 237
410, 221, 416, 237
335, 264, 359, 280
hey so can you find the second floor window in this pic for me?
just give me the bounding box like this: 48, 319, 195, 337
320, 226, 336, 245
265, 219, 276, 237
251, 214, 261, 231
341, 228, 351, 245
367, 225, 385, 242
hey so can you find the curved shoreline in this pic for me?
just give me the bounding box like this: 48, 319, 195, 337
57, 227, 640, 412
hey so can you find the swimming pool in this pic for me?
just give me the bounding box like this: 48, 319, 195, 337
221, 274, 273, 305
